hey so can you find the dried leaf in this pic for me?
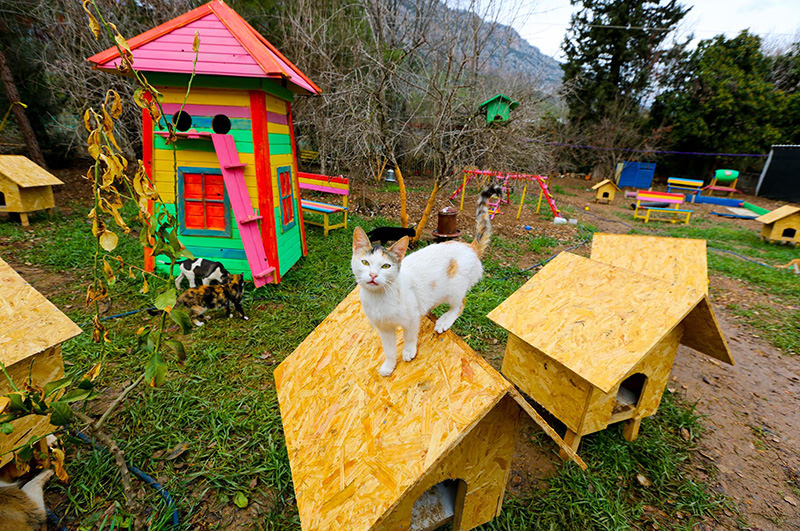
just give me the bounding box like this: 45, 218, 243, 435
83, 362, 102, 382
82, 0, 101, 39
102, 258, 116, 286
92, 316, 104, 343
140, 274, 149, 294
114, 34, 133, 60
99, 230, 118, 251
83, 108, 96, 132
108, 90, 123, 119
163, 441, 189, 461
52, 447, 69, 482
636, 473, 651, 487
87, 129, 101, 160
680, 427, 690, 441
133, 88, 149, 110
192, 31, 200, 54
128, 266, 136, 279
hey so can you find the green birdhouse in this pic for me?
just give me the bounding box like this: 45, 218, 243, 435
480, 94, 519, 124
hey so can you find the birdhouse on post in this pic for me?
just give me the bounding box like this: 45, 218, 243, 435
479, 94, 519, 124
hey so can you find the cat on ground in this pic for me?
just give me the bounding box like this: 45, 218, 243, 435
175, 258, 230, 290
176, 274, 248, 326
0, 469, 53, 531
366, 225, 417, 245
351, 184, 501, 376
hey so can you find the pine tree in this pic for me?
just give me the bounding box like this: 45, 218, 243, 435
561, 0, 689, 124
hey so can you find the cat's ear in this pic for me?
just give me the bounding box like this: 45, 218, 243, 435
388, 236, 409, 262
353, 226, 371, 253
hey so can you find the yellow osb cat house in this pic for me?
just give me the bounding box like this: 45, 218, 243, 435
274, 288, 585, 531
488, 241, 733, 455
0, 155, 63, 227
0, 257, 81, 467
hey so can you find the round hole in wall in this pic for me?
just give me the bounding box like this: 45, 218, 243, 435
212, 114, 232, 134
172, 110, 192, 132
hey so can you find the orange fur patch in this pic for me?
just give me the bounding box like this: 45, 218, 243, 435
447, 258, 459, 278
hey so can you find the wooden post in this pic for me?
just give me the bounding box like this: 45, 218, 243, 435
0, 47, 46, 168
395, 163, 409, 228
623, 417, 642, 442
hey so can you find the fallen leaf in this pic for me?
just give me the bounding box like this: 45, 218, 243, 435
164, 441, 190, 461
785, 496, 798, 507
636, 473, 651, 487
249, 477, 258, 489
680, 427, 691, 441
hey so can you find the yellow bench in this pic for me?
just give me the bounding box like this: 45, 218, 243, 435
634, 190, 692, 224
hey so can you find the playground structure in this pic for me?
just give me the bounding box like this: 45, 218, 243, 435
488, 237, 733, 454
449, 169, 562, 221
0, 258, 81, 467
0, 155, 63, 227
703, 169, 740, 197
275, 288, 585, 531
87, 0, 321, 286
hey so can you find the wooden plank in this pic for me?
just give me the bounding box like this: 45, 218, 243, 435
286, 102, 307, 256
274, 288, 512, 531
0, 155, 63, 187
160, 102, 250, 119
159, 86, 252, 107
250, 90, 281, 283
267, 111, 289, 125
590, 233, 708, 294
487, 253, 704, 393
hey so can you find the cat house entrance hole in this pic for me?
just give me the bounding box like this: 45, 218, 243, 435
0, 191, 5, 206
172, 110, 192, 132
410, 479, 467, 531
602, 191, 609, 198
212, 114, 231, 134
782, 228, 797, 239
615, 373, 647, 414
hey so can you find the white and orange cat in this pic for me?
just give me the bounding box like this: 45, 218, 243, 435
0, 469, 53, 531
352, 184, 501, 376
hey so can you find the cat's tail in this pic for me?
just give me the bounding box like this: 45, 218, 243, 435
472, 183, 502, 258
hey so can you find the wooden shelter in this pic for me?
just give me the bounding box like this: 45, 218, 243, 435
755, 205, 800, 245
487, 252, 733, 453
591, 179, 620, 204
0, 155, 63, 226
0, 258, 81, 467
87, 0, 321, 286
274, 288, 584, 531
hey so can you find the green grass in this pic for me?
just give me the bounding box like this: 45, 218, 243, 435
0, 209, 736, 529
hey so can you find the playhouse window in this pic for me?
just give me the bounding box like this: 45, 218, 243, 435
178, 168, 231, 237
277, 165, 296, 232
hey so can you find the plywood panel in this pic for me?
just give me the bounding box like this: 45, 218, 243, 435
487, 253, 703, 393
682, 297, 734, 364
590, 233, 708, 294
274, 288, 512, 531
756, 205, 800, 225
19, 186, 55, 212
0, 260, 81, 365
501, 333, 589, 432
375, 395, 519, 531
0, 155, 63, 187
0, 176, 24, 210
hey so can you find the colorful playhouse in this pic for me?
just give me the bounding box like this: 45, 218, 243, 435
88, 0, 321, 286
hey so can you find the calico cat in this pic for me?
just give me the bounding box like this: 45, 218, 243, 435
175, 258, 230, 290
0, 469, 53, 531
352, 184, 501, 376
176, 273, 248, 326
366, 226, 417, 245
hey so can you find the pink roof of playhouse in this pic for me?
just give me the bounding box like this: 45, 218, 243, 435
87, 0, 320, 95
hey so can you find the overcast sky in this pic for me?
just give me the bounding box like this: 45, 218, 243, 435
511, 0, 800, 60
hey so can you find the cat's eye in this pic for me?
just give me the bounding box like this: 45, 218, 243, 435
361, 259, 369, 266
381, 263, 391, 269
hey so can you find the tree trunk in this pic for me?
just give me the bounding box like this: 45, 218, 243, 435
0, 47, 46, 168
395, 163, 408, 228
412, 179, 439, 244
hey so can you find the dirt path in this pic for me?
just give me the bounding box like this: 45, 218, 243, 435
673, 311, 800, 530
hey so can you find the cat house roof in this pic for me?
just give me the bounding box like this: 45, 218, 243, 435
86, 0, 320, 95
274, 288, 584, 531
590, 233, 708, 294
487, 252, 732, 394
0, 257, 81, 364
590, 179, 620, 192
0, 155, 64, 187
755, 205, 800, 225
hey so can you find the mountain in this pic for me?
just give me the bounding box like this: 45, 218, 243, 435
486, 22, 563, 88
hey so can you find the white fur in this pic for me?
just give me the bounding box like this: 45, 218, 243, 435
352, 233, 482, 377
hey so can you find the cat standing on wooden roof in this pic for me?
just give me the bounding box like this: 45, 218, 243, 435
351, 184, 501, 376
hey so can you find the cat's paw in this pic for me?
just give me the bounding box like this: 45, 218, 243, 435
434, 319, 453, 333
402, 347, 417, 362
379, 361, 396, 377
